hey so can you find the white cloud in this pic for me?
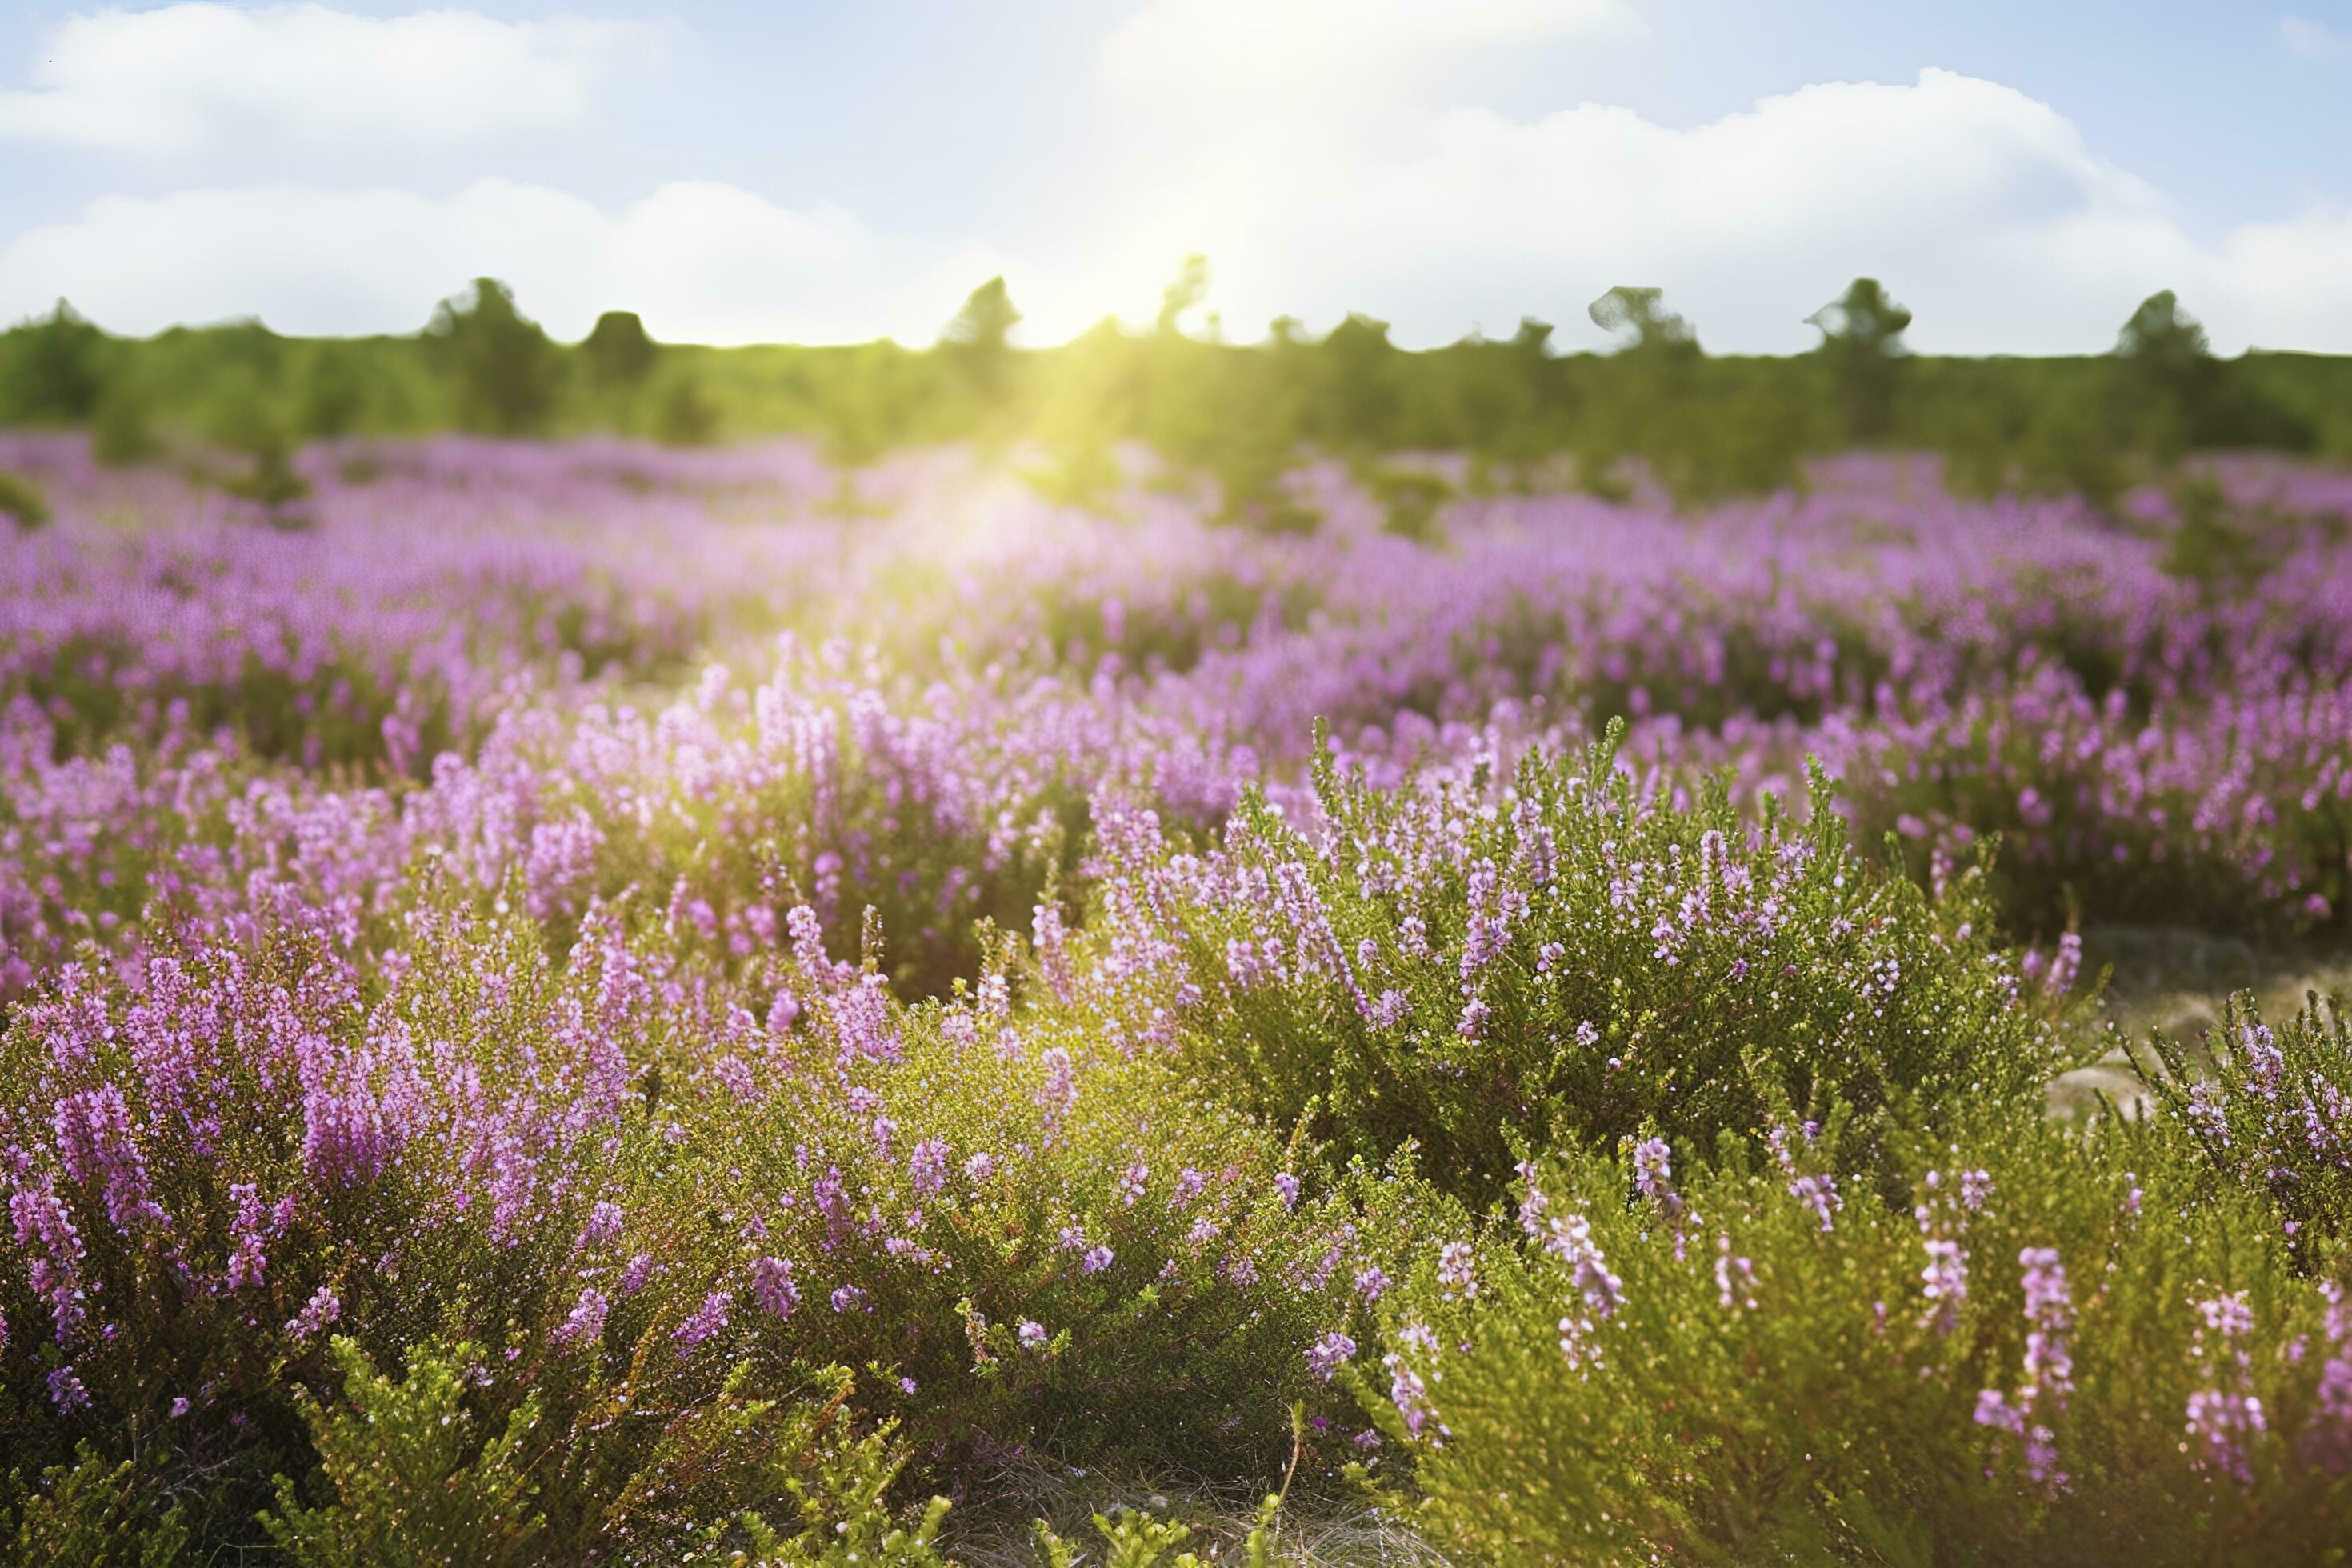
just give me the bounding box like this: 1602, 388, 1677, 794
1094, 68, 2352, 353
6, 63, 2352, 354
1100, 0, 1642, 105
0, 4, 662, 157
2280, 14, 2346, 56
0, 180, 999, 344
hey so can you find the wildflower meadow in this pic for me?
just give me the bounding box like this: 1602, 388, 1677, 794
2, 430, 2350, 1564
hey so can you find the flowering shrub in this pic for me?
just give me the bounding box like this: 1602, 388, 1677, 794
0, 882, 1426, 1550
1086, 731, 2086, 1202
1366, 1112, 2352, 1562
614, 910, 1434, 1476
2150, 993, 2352, 1266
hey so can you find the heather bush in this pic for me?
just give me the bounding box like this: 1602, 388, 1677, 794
2148, 993, 2352, 1266
406, 650, 1112, 998
259, 1342, 945, 1568
0, 888, 690, 1542
0, 879, 1429, 1554
1838, 671, 2352, 937
1365, 1110, 2352, 1563
626, 905, 1440, 1477
1086, 729, 2086, 1202
0, 1445, 190, 1565
260, 1337, 549, 1568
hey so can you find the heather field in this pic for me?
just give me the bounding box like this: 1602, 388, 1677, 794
3, 432, 2352, 1562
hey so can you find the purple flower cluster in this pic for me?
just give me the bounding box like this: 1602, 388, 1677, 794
1975, 1246, 2074, 1491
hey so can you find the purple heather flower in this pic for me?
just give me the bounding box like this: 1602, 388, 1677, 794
1437, 1241, 1478, 1300
551, 1287, 610, 1350
750, 1256, 801, 1319
46, 1365, 90, 1414
1306, 1330, 1357, 1381
908, 1137, 950, 1198
284, 1286, 342, 1345
674, 1289, 733, 1350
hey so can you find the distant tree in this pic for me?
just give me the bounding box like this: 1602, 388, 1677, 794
2116, 290, 2210, 372
425, 278, 559, 435
1318, 312, 1401, 449
1808, 278, 1913, 441
2114, 290, 2218, 461
300, 347, 367, 438
944, 277, 1020, 353
942, 276, 1022, 402
1154, 254, 1210, 336
583, 310, 658, 389
1588, 286, 1698, 356
3, 300, 108, 424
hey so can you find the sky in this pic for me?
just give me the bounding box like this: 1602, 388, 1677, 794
2, 0, 2351, 354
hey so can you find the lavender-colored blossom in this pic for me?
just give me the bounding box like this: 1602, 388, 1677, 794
1307, 1330, 1357, 1381
750, 1256, 801, 1319
285, 1286, 342, 1345
674, 1288, 733, 1351
551, 1287, 610, 1350
908, 1137, 950, 1198
1437, 1241, 1478, 1301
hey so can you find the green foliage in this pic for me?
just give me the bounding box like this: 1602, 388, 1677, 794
1154, 254, 1211, 337
2118, 290, 2218, 462
711, 1388, 952, 1566
584, 309, 660, 389
1034, 1506, 1205, 1567
637, 978, 1410, 1476
1376, 1110, 2352, 1563
426, 277, 560, 434
0, 468, 48, 530
1, 1445, 190, 1567
945, 276, 1024, 407
1313, 314, 1402, 452
1030, 1488, 1292, 1568
1809, 277, 1913, 442
203, 366, 315, 522
1582, 288, 1809, 506
653, 368, 722, 446
2, 299, 109, 424
89, 378, 158, 467
298, 346, 368, 439
1589, 286, 1699, 357
2158, 474, 2269, 588
1363, 463, 1452, 542
260, 1337, 549, 1568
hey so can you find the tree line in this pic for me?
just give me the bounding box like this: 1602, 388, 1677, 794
2, 266, 2344, 515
